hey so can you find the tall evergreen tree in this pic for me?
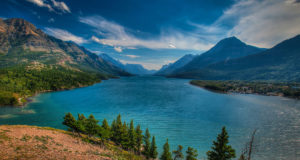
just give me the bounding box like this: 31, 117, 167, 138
173, 145, 184, 160
160, 139, 172, 160
207, 127, 236, 160
62, 112, 76, 131
99, 118, 111, 141
186, 147, 198, 160
128, 120, 136, 150
85, 114, 100, 137
143, 128, 151, 158
135, 124, 143, 154
112, 114, 123, 144
150, 136, 158, 159
120, 121, 130, 149
76, 114, 87, 134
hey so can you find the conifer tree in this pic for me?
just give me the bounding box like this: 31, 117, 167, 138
85, 114, 100, 137
128, 120, 136, 150
150, 136, 158, 159
135, 124, 143, 154
62, 112, 76, 131
207, 127, 236, 160
173, 145, 184, 160
102, 118, 110, 130
186, 147, 198, 160
160, 139, 172, 160
143, 128, 151, 158
112, 114, 123, 144
76, 114, 87, 134
99, 118, 111, 141
120, 121, 130, 149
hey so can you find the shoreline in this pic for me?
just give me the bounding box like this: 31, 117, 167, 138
2, 81, 102, 108
189, 80, 300, 100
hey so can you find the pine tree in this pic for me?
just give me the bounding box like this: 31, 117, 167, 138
150, 136, 158, 159
62, 112, 76, 131
186, 147, 198, 160
120, 121, 130, 149
143, 128, 151, 158
76, 113, 87, 134
135, 124, 143, 154
112, 114, 123, 144
85, 114, 100, 137
128, 120, 136, 151
160, 139, 172, 160
173, 145, 184, 160
102, 119, 110, 130
207, 127, 236, 160
99, 118, 111, 141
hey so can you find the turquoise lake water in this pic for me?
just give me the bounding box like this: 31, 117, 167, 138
0, 76, 300, 159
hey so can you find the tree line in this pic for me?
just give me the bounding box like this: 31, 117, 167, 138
63, 113, 243, 160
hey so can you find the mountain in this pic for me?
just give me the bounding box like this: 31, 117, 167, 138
0, 18, 129, 76
179, 35, 300, 81
169, 37, 265, 77
123, 64, 156, 75
99, 53, 156, 75
155, 54, 195, 76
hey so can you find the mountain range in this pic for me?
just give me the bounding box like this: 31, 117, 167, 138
0, 18, 129, 77
155, 54, 195, 76
163, 35, 300, 81
99, 54, 156, 75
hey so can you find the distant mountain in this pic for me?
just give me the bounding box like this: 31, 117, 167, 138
123, 64, 156, 75
99, 53, 156, 75
178, 35, 300, 81
169, 37, 265, 77
155, 54, 195, 76
0, 18, 129, 77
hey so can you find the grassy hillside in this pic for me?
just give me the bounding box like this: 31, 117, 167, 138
0, 125, 143, 160
0, 65, 107, 106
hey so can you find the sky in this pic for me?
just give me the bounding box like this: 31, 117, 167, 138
1, 0, 300, 70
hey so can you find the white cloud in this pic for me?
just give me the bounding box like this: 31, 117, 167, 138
27, 0, 71, 14
79, 16, 213, 51
114, 46, 122, 52
219, 0, 300, 48
27, 0, 53, 11
44, 28, 87, 44
125, 55, 140, 58
51, 0, 71, 13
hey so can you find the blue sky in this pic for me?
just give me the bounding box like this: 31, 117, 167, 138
1, 0, 300, 69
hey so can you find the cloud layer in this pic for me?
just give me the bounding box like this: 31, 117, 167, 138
79, 16, 213, 52
27, 0, 71, 13
221, 0, 300, 48
44, 28, 87, 44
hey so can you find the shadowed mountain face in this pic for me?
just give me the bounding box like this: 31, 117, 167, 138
99, 53, 156, 75
155, 54, 195, 76
170, 35, 300, 81
0, 18, 130, 76
169, 37, 264, 77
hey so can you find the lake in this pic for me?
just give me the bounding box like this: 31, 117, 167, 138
0, 76, 300, 159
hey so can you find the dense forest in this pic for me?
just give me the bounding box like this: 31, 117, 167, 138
0, 66, 107, 106
190, 80, 300, 99
63, 113, 244, 160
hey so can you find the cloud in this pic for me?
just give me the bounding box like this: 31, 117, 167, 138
125, 55, 140, 58
217, 0, 300, 48
48, 18, 55, 23
26, 0, 71, 14
51, 0, 71, 13
44, 28, 87, 44
114, 46, 122, 52
79, 16, 213, 51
